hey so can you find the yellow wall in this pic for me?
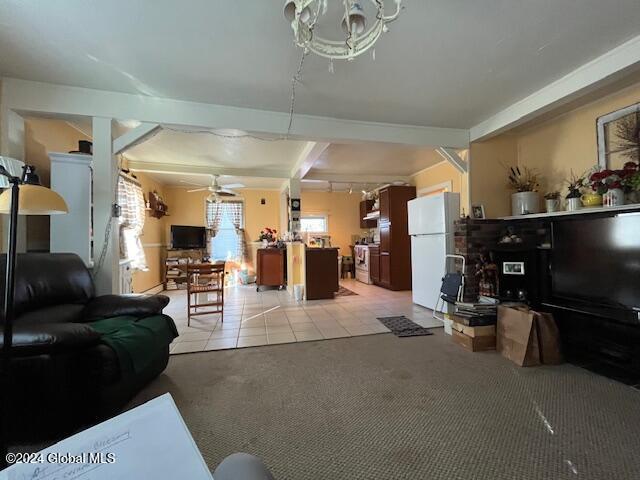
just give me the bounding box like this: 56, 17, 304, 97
162, 187, 281, 244
24, 117, 91, 251
131, 172, 167, 293
469, 80, 640, 217
412, 158, 469, 216
470, 135, 519, 218
516, 80, 640, 194
300, 191, 363, 254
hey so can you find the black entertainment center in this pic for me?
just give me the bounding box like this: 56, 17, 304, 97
493, 207, 640, 385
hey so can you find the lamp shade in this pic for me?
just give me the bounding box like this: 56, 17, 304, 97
0, 184, 68, 215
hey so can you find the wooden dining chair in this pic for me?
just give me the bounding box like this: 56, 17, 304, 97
186, 262, 225, 326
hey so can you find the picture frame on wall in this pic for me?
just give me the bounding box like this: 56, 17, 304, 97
471, 204, 486, 219
596, 101, 640, 169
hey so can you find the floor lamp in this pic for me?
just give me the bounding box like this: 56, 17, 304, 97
0, 161, 68, 470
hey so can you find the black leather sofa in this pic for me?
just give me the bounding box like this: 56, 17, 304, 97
0, 253, 178, 441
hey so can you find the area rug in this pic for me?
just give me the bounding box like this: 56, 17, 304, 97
336, 286, 358, 297
377, 316, 434, 337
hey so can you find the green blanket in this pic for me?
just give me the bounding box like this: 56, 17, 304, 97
90, 315, 177, 375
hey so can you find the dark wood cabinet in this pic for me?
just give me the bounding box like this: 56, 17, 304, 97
256, 248, 286, 291
374, 185, 416, 291
360, 200, 377, 228
369, 245, 380, 284
305, 248, 339, 300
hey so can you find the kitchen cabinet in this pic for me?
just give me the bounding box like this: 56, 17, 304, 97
369, 245, 380, 284
256, 248, 286, 291
374, 185, 416, 291
360, 200, 377, 228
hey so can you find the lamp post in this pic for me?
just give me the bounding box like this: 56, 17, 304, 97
0, 162, 68, 470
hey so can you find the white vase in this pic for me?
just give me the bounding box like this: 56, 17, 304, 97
603, 188, 625, 207
566, 198, 582, 211
511, 192, 540, 216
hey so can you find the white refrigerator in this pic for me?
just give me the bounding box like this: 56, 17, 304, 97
408, 192, 460, 311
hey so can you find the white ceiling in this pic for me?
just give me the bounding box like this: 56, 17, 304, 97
141, 171, 286, 191
2, 1, 640, 128
124, 128, 307, 173
309, 143, 443, 177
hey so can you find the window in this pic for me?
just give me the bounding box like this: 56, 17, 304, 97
206, 200, 246, 262
300, 214, 328, 233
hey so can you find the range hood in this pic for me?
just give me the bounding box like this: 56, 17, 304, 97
363, 210, 380, 221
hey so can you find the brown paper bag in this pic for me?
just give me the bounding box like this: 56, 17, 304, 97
497, 306, 563, 367
497, 306, 540, 366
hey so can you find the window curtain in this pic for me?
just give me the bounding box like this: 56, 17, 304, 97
118, 174, 148, 271
224, 201, 247, 262
206, 200, 246, 262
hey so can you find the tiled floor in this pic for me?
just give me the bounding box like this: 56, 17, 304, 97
165, 279, 441, 354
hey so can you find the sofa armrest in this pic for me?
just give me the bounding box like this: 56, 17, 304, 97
83, 294, 170, 322
0, 323, 101, 357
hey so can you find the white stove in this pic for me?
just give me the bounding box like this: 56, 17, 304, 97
354, 245, 373, 284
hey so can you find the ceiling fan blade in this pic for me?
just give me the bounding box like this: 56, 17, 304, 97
187, 188, 208, 193
222, 183, 245, 189
180, 180, 207, 187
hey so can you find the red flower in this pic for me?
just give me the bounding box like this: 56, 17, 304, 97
610, 181, 622, 189
623, 162, 639, 171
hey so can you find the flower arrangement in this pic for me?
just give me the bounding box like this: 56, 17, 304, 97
258, 227, 277, 243
506, 166, 540, 192
587, 162, 639, 194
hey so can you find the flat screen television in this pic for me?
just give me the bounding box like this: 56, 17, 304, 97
171, 225, 206, 249
552, 214, 640, 309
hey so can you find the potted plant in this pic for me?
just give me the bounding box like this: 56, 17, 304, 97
565, 170, 585, 211
258, 227, 277, 246
543, 191, 560, 213
586, 165, 636, 207
622, 161, 640, 204
507, 166, 540, 215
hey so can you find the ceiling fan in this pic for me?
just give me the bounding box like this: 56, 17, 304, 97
180, 175, 245, 201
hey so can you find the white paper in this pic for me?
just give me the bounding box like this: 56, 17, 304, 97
2, 393, 213, 480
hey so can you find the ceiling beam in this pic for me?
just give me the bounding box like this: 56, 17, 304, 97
436, 147, 467, 174
290, 141, 330, 179
470, 33, 640, 142
127, 160, 290, 179
303, 172, 412, 184
1, 78, 469, 148
113, 122, 161, 155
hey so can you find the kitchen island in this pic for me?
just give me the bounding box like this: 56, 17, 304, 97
305, 247, 339, 300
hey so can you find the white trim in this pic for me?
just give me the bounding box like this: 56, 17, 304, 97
113, 122, 161, 155
417, 181, 453, 197
1, 78, 469, 148
499, 203, 640, 220
128, 160, 291, 179
436, 147, 468, 174
141, 243, 166, 248
470, 33, 640, 141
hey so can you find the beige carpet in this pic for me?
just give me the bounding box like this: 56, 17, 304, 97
130, 331, 640, 479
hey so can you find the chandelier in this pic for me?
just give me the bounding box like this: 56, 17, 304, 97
284, 0, 402, 61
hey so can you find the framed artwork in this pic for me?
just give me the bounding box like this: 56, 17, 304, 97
503, 261, 525, 276
471, 204, 486, 219
596, 102, 640, 169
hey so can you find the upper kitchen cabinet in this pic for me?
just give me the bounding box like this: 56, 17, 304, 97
359, 199, 377, 228
375, 185, 416, 291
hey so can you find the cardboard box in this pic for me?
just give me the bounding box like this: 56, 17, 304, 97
451, 321, 496, 338
452, 329, 496, 352
496, 305, 563, 367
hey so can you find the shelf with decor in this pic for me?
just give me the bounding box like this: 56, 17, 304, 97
147, 190, 169, 218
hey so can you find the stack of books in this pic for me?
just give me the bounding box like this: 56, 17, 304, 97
453, 296, 499, 326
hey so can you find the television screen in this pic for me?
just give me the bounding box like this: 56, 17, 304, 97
171, 225, 206, 249
552, 214, 640, 309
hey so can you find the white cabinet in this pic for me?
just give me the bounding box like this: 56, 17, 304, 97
49, 152, 93, 265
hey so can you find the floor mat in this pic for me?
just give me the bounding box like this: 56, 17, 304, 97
336, 286, 358, 297
377, 316, 434, 337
